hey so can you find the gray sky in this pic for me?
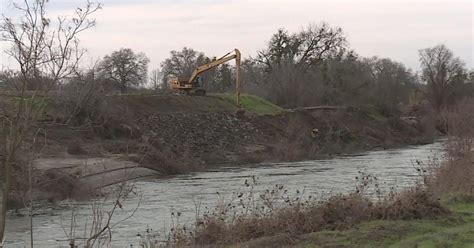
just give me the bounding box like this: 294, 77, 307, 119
1, 0, 473, 71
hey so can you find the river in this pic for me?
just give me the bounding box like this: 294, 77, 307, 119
5, 141, 444, 247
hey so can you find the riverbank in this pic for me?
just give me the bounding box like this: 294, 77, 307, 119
6, 93, 435, 203
42, 93, 434, 167
164, 142, 473, 247
164, 103, 474, 247
5, 140, 445, 246
245, 194, 474, 248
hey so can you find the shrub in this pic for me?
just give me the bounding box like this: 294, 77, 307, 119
427, 99, 474, 195
165, 174, 447, 246
374, 186, 448, 220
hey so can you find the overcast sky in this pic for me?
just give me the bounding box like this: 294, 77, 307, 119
1, 0, 473, 71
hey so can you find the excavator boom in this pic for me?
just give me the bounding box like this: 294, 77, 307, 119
188, 49, 241, 84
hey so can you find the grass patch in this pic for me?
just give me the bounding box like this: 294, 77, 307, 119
245, 194, 474, 248
211, 93, 284, 115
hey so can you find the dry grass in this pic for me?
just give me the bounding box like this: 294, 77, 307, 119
158, 173, 446, 246
373, 186, 448, 220
426, 99, 474, 195
193, 193, 372, 245
190, 190, 371, 245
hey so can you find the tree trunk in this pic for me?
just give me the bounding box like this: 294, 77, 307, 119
0, 153, 13, 246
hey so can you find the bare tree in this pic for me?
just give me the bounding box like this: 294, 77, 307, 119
149, 68, 162, 90
257, 22, 347, 72
98, 48, 150, 93
61, 182, 142, 247
248, 22, 348, 107
160, 47, 211, 85
240, 59, 265, 95
365, 56, 417, 114
468, 70, 474, 98
0, 70, 23, 92
207, 63, 233, 92
60, 61, 104, 125
0, 0, 100, 244
419, 44, 467, 111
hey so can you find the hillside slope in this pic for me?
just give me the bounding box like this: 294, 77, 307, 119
44, 93, 433, 170
6, 93, 435, 203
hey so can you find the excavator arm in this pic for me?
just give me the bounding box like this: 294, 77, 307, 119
187, 49, 241, 84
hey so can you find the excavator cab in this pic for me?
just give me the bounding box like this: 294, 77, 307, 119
170, 77, 205, 96
194, 76, 203, 88
191, 76, 206, 96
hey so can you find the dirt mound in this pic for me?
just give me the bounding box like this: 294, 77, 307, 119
106, 94, 237, 114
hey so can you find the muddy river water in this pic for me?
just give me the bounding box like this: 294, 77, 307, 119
6, 141, 444, 247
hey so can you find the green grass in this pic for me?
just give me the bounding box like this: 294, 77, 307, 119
211, 93, 284, 115
243, 194, 474, 248
301, 195, 474, 248
299, 219, 474, 248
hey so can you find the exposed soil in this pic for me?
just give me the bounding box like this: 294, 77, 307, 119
10, 94, 435, 203
91, 96, 432, 172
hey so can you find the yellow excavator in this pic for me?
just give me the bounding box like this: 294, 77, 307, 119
169, 49, 241, 107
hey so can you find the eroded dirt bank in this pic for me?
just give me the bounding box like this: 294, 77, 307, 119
13, 94, 435, 203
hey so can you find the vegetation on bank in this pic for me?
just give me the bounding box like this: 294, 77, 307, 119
246, 194, 474, 248
147, 100, 474, 247
212, 93, 284, 115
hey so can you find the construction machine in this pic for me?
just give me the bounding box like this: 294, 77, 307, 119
169, 49, 242, 107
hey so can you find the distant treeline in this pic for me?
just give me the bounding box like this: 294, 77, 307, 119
1, 22, 473, 114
